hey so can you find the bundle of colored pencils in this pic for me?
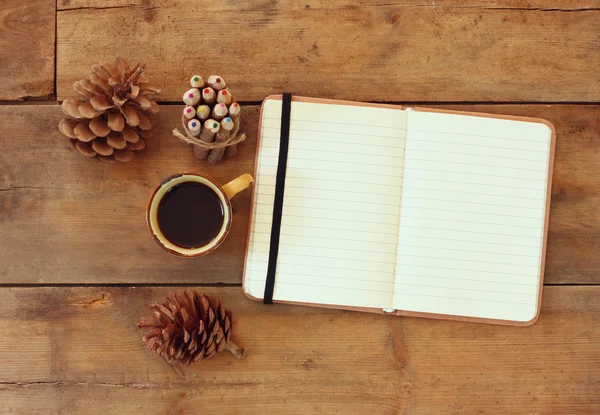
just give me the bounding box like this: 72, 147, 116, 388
173, 75, 245, 164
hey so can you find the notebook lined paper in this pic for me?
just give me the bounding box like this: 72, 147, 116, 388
393, 111, 552, 321
245, 99, 407, 308
244, 97, 553, 324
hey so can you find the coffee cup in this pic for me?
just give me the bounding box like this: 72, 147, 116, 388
147, 172, 254, 257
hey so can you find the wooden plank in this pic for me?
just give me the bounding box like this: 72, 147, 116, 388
56, 1, 600, 102
1, 104, 599, 284
0, 105, 257, 284
1, 286, 599, 413
0, 0, 55, 100
57, 0, 600, 10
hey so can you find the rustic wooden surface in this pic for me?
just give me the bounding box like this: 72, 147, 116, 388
0, 286, 599, 414
55, 1, 600, 102
1, 104, 599, 284
0, 105, 257, 284
1, 0, 599, 413
0, 0, 55, 100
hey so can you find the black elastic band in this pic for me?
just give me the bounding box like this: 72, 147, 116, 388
263, 93, 292, 304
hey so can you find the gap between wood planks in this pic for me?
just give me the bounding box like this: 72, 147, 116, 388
0, 380, 258, 388
0, 381, 166, 388
54, 3, 600, 13
0, 283, 243, 288
58, 5, 162, 13
53, 0, 58, 101
0, 283, 596, 288
2, 101, 600, 106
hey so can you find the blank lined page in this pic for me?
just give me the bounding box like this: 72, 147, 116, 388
244, 98, 407, 309
393, 110, 552, 322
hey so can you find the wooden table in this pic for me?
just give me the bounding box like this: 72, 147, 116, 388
1, 1, 599, 413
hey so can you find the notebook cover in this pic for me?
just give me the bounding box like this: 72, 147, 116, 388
242, 96, 556, 326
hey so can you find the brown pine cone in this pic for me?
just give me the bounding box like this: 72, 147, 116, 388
58, 56, 161, 162
137, 290, 246, 365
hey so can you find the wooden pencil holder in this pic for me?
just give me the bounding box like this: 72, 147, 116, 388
172, 75, 246, 165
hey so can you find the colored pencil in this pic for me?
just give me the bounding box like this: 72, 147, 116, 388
225, 103, 241, 157
195, 104, 210, 121
190, 75, 205, 88
183, 88, 200, 106
183, 106, 196, 119
207, 75, 226, 90
217, 89, 233, 105
208, 117, 234, 164
194, 119, 221, 160
201, 87, 216, 105
211, 102, 228, 121
187, 119, 202, 136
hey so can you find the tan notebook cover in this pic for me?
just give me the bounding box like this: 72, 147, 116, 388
242, 96, 555, 326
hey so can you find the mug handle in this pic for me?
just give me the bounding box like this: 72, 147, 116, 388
222, 174, 254, 200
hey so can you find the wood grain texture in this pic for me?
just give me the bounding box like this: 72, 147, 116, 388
0, 286, 599, 414
0, 0, 55, 100
1, 104, 599, 284
55, 0, 600, 102
57, 0, 600, 10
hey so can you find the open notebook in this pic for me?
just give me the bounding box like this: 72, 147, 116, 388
243, 96, 555, 326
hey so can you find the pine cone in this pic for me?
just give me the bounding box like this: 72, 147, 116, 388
137, 290, 246, 365
58, 56, 161, 162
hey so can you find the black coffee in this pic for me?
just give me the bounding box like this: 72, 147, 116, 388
157, 182, 225, 249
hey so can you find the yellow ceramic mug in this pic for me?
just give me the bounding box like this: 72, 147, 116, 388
147, 172, 254, 257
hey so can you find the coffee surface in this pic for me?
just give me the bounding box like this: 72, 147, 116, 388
157, 182, 225, 249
